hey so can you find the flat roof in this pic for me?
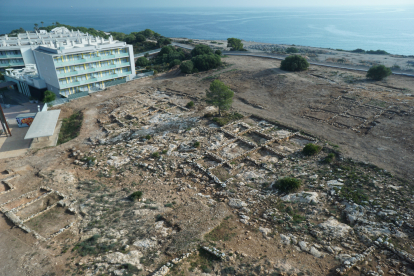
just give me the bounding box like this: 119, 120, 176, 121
24, 110, 60, 139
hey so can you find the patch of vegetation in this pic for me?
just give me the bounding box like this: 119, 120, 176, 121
367, 65, 392, 81
193, 141, 200, 148
72, 235, 117, 256
302, 143, 322, 156
145, 135, 151, 140
57, 111, 83, 145
227, 38, 245, 51
212, 112, 243, 126
285, 47, 299, 53
280, 55, 309, 72
186, 101, 195, 108
152, 152, 160, 158
191, 44, 214, 56
81, 156, 96, 166
275, 177, 302, 193
43, 90, 56, 103
180, 60, 194, 74
135, 56, 148, 67
119, 263, 142, 276
129, 191, 143, 201
324, 153, 336, 164
221, 267, 236, 275
339, 186, 369, 205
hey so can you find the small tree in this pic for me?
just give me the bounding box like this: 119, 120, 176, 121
227, 38, 243, 51
215, 50, 222, 56
136, 57, 148, 67
180, 60, 194, 74
136, 34, 146, 43
43, 90, 56, 103
280, 55, 309, 72
191, 44, 213, 57
366, 65, 392, 81
41, 21, 44, 27
206, 80, 234, 116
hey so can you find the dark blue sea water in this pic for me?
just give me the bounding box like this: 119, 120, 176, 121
1, 6, 414, 55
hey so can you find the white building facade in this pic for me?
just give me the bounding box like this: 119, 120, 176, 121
1, 28, 136, 97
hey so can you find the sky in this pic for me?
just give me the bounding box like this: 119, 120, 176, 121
3, 0, 414, 8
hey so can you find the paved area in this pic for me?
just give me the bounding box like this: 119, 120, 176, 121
0, 122, 31, 159
0, 102, 43, 159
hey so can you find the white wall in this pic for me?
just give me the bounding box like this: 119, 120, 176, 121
20, 47, 36, 64
127, 44, 136, 78
33, 50, 60, 89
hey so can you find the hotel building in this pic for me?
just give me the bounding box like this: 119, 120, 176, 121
1, 27, 136, 98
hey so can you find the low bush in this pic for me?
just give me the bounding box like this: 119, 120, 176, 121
303, 143, 322, 156
366, 65, 392, 81
193, 141, 200, 148
186, 101, 195, 108
286, 47, 299, 53
280, 55, 309, 72
145, 135, 151, 140
324, 153, 336, 164
129, 191, 143, 201
276, 177, 302, 193
215, 49, 222, 56
212, 112, 243, 126
152, 152, 160, 158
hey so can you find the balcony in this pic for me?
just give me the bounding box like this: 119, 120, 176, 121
0, 54, 23, 59
54, 53, 130, 67
57, 62, 131, 77
59, 71, 131, 89
0, 61, 25, 67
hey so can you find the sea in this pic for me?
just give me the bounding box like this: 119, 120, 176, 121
1, 6, 414, 55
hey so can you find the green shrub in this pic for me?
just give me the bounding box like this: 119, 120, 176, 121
152, 152, 160, 158
303, 143, 322, 156
366, 65, 392, 81
129, 191, 143, 201
286, 47, 299, 53
186, 101, 195, 108
324, 153, 336, 164
145, 135, 151, 140
43, 90, 56, 103
191, 54, 221, 71
212, 112, 243, 126
193, 141, 200, 148
180, 60, 194, 74
215, 49, 222, 56
170, 59, 181, 68
280, 55, 309, 72
276, 177, 302, 193
136, 57, 148, 67
191, 44, 213, 56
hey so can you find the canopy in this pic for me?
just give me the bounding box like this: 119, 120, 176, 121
24, 110, 60, 139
